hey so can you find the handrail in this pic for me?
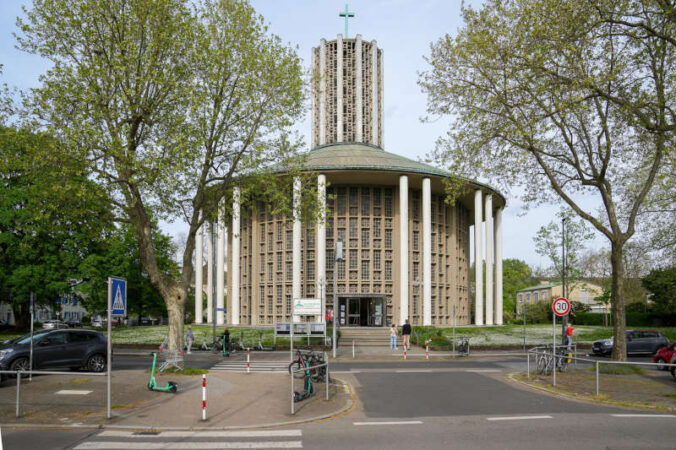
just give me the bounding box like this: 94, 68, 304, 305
0, 369, 106, 376
527, 348, 676, 368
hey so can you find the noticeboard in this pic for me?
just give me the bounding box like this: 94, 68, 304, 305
293, 298, 321, 316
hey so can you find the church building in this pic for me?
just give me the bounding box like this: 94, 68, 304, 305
194, 29, 506, 328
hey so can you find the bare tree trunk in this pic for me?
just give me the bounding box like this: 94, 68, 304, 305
166, 285, 187, 351
610, 241, 627, 361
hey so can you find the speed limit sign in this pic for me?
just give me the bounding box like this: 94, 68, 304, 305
552, 297, 570, 316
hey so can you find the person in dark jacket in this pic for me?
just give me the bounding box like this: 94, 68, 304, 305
402, 319, 412, 350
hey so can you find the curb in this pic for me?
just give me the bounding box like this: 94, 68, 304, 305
0, 378, 354, 432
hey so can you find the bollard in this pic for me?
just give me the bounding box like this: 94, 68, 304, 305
595, 361, 600, 396
425, 341, 429, 360
247, 348, 250, 373
352, 340, 355, 359
16, 370, 21, 418
202, 374, 207, 421
404, 347, 407, 360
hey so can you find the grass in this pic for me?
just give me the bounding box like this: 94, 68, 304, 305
596, 363, 645, 375
145, 367, 209, 375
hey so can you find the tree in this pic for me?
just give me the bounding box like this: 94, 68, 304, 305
17, 0, 311, 349
642, 266, 676, 313
419, 0, 674, 360
534, 210, 594, 295
78, 224, 178, 321
0, 126, 112, 328
502, 259, 536, 321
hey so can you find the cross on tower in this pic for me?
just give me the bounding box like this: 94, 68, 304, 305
339, 4, 355, 38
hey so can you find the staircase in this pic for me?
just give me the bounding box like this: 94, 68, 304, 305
339, 327, 399, 347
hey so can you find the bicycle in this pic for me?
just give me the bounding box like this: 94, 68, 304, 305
535, 348, 569, 375
288, 348, 326, 382
457, 337, 470, 356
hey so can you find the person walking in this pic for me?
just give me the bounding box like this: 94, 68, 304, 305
566, 324, 574, 351
402, 319, 412, 350
389, 323, 398, 350
186, 326, 195, 354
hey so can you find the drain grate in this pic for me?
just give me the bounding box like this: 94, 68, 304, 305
133, 431, 160, 436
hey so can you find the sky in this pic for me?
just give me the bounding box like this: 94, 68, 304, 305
0, 0, 608, 270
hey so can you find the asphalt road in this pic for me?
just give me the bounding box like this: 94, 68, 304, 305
3, 356, 673, 449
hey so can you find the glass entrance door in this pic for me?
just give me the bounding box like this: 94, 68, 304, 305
339, 297, 385, 327
348, 298, 360, 326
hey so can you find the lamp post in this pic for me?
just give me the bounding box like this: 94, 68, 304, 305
561, 217, 567, 345
332, 240, 344, 358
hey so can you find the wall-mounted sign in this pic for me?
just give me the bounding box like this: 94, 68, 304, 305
293, 298, 321, 316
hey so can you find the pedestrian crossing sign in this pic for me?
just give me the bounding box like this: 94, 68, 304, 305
109, 277, 127, 316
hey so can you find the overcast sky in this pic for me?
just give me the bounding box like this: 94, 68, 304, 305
0, 0, 608, 269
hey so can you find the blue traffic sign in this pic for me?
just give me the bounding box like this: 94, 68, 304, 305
109, 277, 127, 316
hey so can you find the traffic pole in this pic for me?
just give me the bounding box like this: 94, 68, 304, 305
425, 340, 429, 360
352, 340, 355, 359
247, 348, 250, 373
202, 374, 206, 421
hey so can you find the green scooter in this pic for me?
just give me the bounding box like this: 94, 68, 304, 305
293, 361, 314, 402
147, 352, 178, 393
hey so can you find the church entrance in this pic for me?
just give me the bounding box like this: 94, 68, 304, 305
338, 296, 384, 327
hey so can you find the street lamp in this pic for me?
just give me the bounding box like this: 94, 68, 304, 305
332, 240, 344, 358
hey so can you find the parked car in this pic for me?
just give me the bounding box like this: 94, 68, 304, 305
592, 330, 669, 356
91, 319, 104, 328
670, 353, 676, 381
65, 320, 82, 328
41, 320, 68, 330
653, 342, 676, 370
0, 329, 107, 381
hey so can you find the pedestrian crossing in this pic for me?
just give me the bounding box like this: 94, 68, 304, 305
210, 360, 289, 373
73, 430, 303, 449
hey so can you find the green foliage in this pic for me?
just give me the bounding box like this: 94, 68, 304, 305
598, 364, 644, 375
642, 267, 676, 313
502, 258, 536, 320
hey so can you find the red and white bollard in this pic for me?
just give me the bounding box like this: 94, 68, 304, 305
247, 348, 250, 373
201, 374, 206, 421
426, 340, 430, 360
404, 346, 407, 360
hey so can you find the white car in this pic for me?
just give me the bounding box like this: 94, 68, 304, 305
41, 320, 68, 330
91, 319, 104, 328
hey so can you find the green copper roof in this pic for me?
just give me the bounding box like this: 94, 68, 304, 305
303, 142, 450, 177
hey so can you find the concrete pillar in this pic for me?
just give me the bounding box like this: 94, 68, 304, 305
495, 207, 504, 325
355, 35, 363, 142
206, 222, 214, 324
292, 177, 302, 322
399, 175, 409, 324
231, 187, 241, 325
216, 202, 225, 325
195, 215, 203, 324
317, 174, 327, 324
422, 178, 432, 326
311, 49, 317, 149
371, 41, 379, 147
336, 34, 343, 143
378, 49, 384, 148
474, 190, 483, 325
485, 195, 494, 326
319, 39, 326, 146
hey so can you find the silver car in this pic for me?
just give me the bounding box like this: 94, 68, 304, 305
41, 320, 68, 330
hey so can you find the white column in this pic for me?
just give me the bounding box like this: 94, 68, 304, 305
311, 49, 317, 149
231, 187, 241, 325
319, 39, 327, 146
422, 178, 432, 326
371, 41, 379, 147
399, 175, 409, 324
378, 49, 384, 148
495, 207, 504, 325
336, 34, 343, 143
474, 190, 484, 325
206, 222, 214, 324
292, 177, 302, 322
355, 34, 363, 142
317, 174, 327, 324
195, 215, 203, 324
216, 202, 225, 326
485, 195, 494, 326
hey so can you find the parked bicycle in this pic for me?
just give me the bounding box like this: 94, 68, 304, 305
288, 348, 327, 382
536, 348, 570, 375
457, 337, 470, 356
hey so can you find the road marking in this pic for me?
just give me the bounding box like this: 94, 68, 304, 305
395, 369, 433, 373
466, 369, 501, 373
99, 430, 302, 438
55, 390, 92, 395
353, 421, 423, 426
74, 442, 303, 449
487, 415, 552, 421
611, 414, 676, 418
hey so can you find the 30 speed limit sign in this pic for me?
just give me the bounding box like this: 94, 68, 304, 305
552, 297, 570, 316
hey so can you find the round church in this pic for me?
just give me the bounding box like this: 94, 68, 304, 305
194, 33, 506, 328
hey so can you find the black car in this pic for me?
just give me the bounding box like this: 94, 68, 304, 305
0, 329, 107, 380
592, 330, 670, 356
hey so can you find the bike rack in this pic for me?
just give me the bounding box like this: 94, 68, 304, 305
289, 356, 330, 415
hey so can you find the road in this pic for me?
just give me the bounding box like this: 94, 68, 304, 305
3, 356, 674, 449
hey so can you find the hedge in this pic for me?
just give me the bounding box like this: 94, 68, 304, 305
574, 312, 676, 327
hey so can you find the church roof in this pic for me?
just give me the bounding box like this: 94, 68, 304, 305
276, 142, 505, 204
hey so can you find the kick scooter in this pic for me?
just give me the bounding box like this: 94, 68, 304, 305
293, 361, 314, 402
147, 352, 178, 393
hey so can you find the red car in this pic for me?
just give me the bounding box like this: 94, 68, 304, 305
653, 342, 676, 370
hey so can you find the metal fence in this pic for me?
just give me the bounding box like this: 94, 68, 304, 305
0, 369, 107, 418
526, 347, 676, 396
